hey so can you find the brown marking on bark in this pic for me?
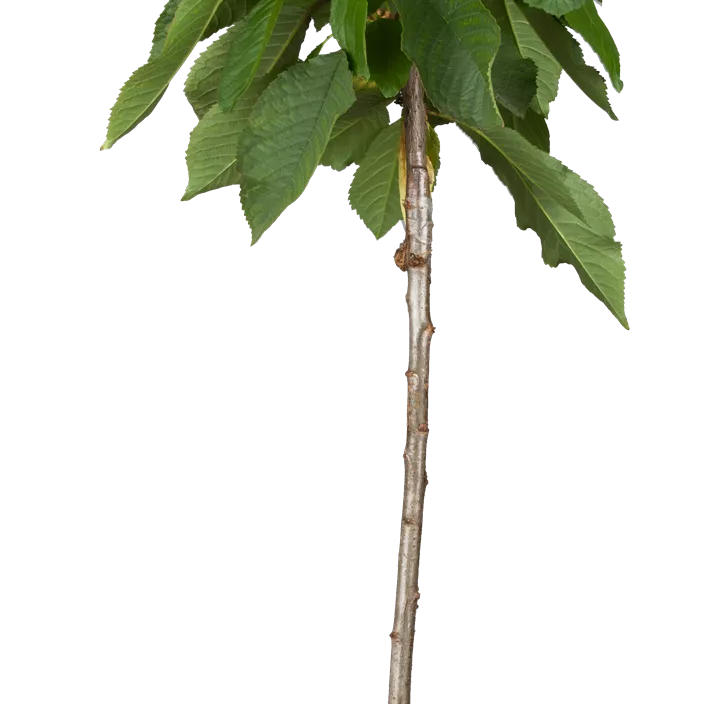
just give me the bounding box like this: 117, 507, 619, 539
394, 240, 408, 272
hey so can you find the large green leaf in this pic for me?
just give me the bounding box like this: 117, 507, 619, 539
500, 0, 562, 119
183, 80, 268, 200
517, 1, 617, 119
395, 0, 503, 130
321, 87, 391, 170
103, 0, 228, 150
366, 17, 411, 98
464, 125, 627, 328
499, 104, 549, 152
255, 4, 311, 73
331, 0, 370, 78
219, 0, 284, 111
184, 4, 309, 118
202, 0, 250, 39
565, 0, 623, 92
466, 125, 582, 219
491, 38, 538, 118
150, 0, 183, 60
238, 52, 356, 241
348, 120, 403, 238
523, 0, 584, 15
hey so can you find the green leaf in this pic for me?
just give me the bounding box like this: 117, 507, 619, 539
103, 0, 229, 150
466, 125, 582, 219
504, 0, 561, 115
202, 0, 250, 39
366, 17, 411, 98
283, 0, 331, 32
219, 0, 284, 111
306, 35, 332, 60
522, 0, 584, 15
491, 38, 538, 118
311, 1, 332, 30
396, 0, 503, 130
183, 80, 268, 200
185, 4, 309, 118
499, 104, 550, 152
150, 0, 183, 60
348, 120, 403, 238
238, 52, 356, 241
331, 0, 370, 78
254, 4, 312, 73
464, 124, 627, 328
321, 87, 391, 170
428, 112, 453, 127
565, 0, 623, 92
517, 1, 617, 119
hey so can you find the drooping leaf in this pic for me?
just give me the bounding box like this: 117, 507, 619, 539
565, 0, 623, 92
522, 0, 584, 15
366, 17, 411, 98
504, 0, 561, 116
499, 104, 549, 152
103, 0, 229, 150
464, 125, 582, 219
202, 0, 250, 39
150, 0, 183, 60
517, 1, 617, 119
491, 37, 538, 118
238, 52, 355, 241
321, 87, 391, 170
349, 120, 403, 238
185, 4, 309, 118
219, 0, 284, 111
464, 125, 627, 328
331, 0, 370, 77
183, 80, 269, 200
395, 0, 503, 130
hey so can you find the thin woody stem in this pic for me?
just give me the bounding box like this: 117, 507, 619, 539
388, 65, 434, 704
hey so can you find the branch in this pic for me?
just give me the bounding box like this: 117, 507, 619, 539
388, 64, 434, 704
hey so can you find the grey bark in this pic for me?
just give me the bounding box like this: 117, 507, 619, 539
388, 65, 434, 704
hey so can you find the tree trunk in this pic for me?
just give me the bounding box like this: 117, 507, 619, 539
388, 65, 434, 704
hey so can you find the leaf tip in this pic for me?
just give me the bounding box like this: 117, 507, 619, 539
100, 140, 112, 151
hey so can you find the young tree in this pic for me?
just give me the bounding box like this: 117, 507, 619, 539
102, 0, 626, 700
